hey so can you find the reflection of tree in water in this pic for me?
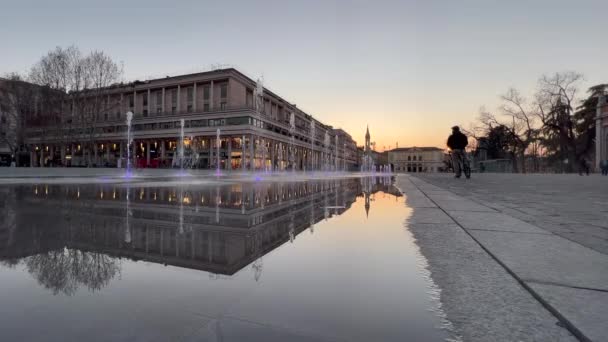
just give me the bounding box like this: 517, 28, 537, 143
25, 248, 121, 296
0, 258, 20, 269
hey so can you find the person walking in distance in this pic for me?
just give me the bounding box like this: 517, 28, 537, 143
601, 159, 608, 176
447, 126, 469, 178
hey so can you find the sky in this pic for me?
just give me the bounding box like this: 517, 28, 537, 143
1, 0, 607, 150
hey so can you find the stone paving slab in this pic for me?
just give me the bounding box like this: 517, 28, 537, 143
468, 229, 608, 291
396, 178, 576, 341
447, 211, 550, 234
529, 283, 608, 342
414, 173, 608, 255
401, 174, 608, 341
404, 207, 455, 224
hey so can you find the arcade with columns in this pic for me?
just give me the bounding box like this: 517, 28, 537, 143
24, 68, 359, 171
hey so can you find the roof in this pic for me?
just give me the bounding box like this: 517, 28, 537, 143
388, 147, 444, 152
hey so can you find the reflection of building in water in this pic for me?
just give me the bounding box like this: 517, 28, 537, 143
0, 178, 401, 294
359, 176, 401, 218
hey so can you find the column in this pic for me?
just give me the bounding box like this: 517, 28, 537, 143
132, 141, 137, 168
49, 145, 54, 166
193, 83, 197, 112
161, 88, 166, 114
160, 140, 166, 166
210, 81, 214, 110
61, 145, 66, 166
227, 136, 232, 171
249, 134, 255, 170
119, 142, 124, 168
270, 140, 276, 172
93, 143, 98, 166
30, 148, 35, 167
241, 135, 246, 171
147, 89, 151, 116
177, 85, 181, 113
106, 143, 111, 165
209, 136, 213, 169
146, 141, 151, 167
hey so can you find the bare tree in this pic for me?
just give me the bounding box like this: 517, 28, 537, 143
499, 88, 541, 172
0, 73, 40, 161
534, 72, 583, 172
29, 46, 123, 166
475, 107, 522, 172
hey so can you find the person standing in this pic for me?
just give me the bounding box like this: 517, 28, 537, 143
447, 126, 469, 178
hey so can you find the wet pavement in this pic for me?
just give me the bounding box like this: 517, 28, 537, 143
0, 175, 455, 342
402, 174, 607, 342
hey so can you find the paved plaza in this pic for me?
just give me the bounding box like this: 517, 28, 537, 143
398, 173, 608, 342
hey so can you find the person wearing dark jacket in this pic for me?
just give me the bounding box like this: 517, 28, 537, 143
447, 126, 469, 178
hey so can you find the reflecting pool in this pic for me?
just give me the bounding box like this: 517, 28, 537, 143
0, 176, 454, 341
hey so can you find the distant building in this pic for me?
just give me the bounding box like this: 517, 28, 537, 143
332, 128, 358, 171
388, 147, 445, 173
595, 92, 608, 169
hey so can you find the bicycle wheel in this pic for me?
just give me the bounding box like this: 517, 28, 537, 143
464, 161, 471, 179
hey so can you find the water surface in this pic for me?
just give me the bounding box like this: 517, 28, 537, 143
0, 176, 452, 341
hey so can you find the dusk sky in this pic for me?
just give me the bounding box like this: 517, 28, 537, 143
2, 0, 607, 150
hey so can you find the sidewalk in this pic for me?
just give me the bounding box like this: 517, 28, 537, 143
397, 174, 608, 342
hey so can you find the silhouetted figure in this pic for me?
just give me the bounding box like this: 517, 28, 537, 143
600, 160, 608, 176
447, 126, 469, 178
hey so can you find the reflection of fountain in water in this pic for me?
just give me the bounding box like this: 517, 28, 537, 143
125, 186, 132, 244
309, 184, 315, 234
179, 119, 185, 174
178, 186, 184, 234
125, 111, 133, 177
215, 128, 221, 176
215, 186, 220, 223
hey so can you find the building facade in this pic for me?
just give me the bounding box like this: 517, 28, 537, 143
21, 68, 357, 170
595, 92, 608, 170
388, 147, 445, 173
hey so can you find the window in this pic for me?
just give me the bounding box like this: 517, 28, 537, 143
203, 86, 210, 100
156, 92, 162, 105
419, 155, 423, 161
129, 95, 134, 108
209, 119, 226, 127
143, 94, 148, 107
116, 112, 121, 119
407, 156, 411, 161
187, 104, 193, 113
172, 89, 178, 104
203, 103, 210, 112
104, 113, 108, 121
220, 102, 227, 110
246, 90, 253, 107
143, 109, 148, 117
220, 84, 227, 98
187, 87, 193, 102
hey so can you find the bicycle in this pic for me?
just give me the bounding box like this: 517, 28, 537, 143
451, 149, 471, 179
